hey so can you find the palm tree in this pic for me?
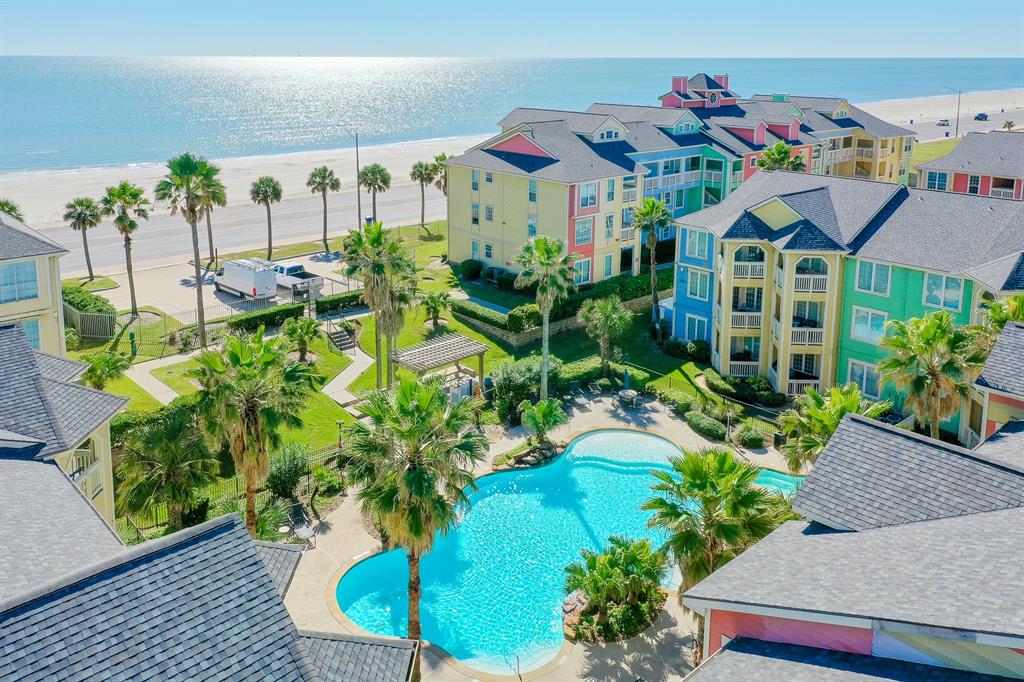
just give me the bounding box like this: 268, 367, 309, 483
380, 263, 417, 387
564, 547, 627, 623
250, 176, 283, 260
421, 291, 452, 328
307, 166, 341, 252
213, 497, 289, 541
577, 295, 633, 377
431, 153, 449, 196
358, 163, 391, 222
756, 141, 807, 172
198, 164, 227, 263
879, 311, 987, 440
514, 236, 577, 399
154, 152, 216, 347
643, 448, 790, 665
344, 376, 487, 681
101, 181, 150, 317
117, 409, 219, 530
0, 198, 23, 221
1004, 120, 1015, 132
409, 161, 436, 235
188, 327, 319, 536
633, 197, 672, 342
82, 350, 130, 389
982, 293, 1024, 334
282, 316, 321, 363
779, 384, 891, 473
518, 398, 567, 445
63, 197, 102, 281
606, 535, 669, 606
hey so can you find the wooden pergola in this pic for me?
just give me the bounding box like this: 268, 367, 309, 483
393, 333, 489, 395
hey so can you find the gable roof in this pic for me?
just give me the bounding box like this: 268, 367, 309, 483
976, 322, 1024, 397
793, 414, 1024, 531
301, 632, 416, 682
256, 541, 305, 597
974, 420, 1024, 470
917, 130, 1024, 177
751, 94, 913, 140
0, 211, 67, 261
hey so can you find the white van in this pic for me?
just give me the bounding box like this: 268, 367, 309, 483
213, 259, 277, 300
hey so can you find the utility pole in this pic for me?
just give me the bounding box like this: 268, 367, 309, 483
954, 89, 962, 138
338, 125, 362, 228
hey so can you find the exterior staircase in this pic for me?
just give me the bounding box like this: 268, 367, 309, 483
326, 323, 355, 354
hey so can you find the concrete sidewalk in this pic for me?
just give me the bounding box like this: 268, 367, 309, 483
125, 350, 202, 405
320, 345, 374, 406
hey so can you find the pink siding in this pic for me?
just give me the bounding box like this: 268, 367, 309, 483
683, 100, 704, 109
753, 122, 766, 146
1015, 179, 1023, 200
662, 94, 683, 109
987, 393, 1024, 436
719, 98, 738, 106
981, 175, 992, 196
488, 133, 553, 158
707, 610, 873, 658
952, 173, 968, 193
714, 74, 730, 89
672, 76, 688, 94
566, 186, 595, 282
744, 154, 760, 180
725, 126, 756, 143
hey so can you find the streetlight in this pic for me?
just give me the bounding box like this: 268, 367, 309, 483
945, 87, 962, 138
335, 125, 362, 227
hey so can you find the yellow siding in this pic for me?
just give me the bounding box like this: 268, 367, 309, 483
750, 199, 801, 229
53, 420, 117, 525
0, 253, 66, 356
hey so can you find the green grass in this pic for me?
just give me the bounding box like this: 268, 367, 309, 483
69, 306, 184, 364
911, 138, 960, 170
61, 275, 119, 292
100, 374, 162, 412
459, 281, 532, 310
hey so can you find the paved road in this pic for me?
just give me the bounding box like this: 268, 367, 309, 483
902, 107, 1023, 141
38, 183, 448, 276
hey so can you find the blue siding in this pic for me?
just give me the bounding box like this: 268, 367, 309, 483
672, 226, 715, 342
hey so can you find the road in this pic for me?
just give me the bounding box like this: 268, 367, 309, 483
38, 183, 448, 276
902, 108, 1023, 142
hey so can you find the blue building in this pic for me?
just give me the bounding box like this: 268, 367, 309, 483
668, 225, 716, 342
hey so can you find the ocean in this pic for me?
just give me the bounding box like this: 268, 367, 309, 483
1, 57, 1021, 173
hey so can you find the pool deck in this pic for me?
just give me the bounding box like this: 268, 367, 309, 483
282, 395, 788, 681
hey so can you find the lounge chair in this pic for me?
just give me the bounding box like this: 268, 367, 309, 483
569, 382, 590, 409
586, 382, 602, 396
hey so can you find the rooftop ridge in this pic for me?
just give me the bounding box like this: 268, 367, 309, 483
299, 629, 418, 649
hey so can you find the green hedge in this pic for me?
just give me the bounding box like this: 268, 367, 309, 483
734, 424, 765, 448
460, 259, 483, 280
314, 291, 364, 314
62, 285, 117, 315
507, 303, 541, 332
685, 410, 727, 440
556, 357, 651, 391
226, 303, 305, 332
703, 369, 735, 397
111, 393, 201, 448
552, 268, 673, 322
451, 299, 510, 330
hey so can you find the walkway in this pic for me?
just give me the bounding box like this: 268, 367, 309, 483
125, 349, 203, 405
320, 344, 374, 406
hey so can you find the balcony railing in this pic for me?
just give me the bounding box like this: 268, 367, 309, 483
70, 460, 104, 500
731, 311, 762, 328
793, 274, 828, 292
990, 187, 1014, 199
768, 366, 779, 391
733, 262, 765, 278
712, 349, 721, 371
622, 188, 638, 202
729, 361, 761, 377
620, 227, 635, 242
713, 302, 722, 321
826, 149, 854, 162
732, 171, 744, 185
643, 175, 675, 191
790, 328, 824, 345
774, 266, 784, 288
684, 170, 701, 184
771, 317, 781, 340
704, 170, 724, 184
855, 148, 874, 158
787, 378, 821, 396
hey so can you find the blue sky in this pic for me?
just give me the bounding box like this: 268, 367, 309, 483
2, 0, 1023, 57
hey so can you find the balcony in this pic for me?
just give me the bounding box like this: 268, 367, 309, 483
731, 311, 762, 328
733, 262, 765, 279
790, 328, 824, 345
729, 361, 760, 377
990, 187, 1014, 199
855, 147, 874, 159
793, 274, 828, 293
732, 171, 743, 185
620, 227, 635, 242
70, 459, 104, 500
622, 188, 638, 202
826, 148, 854, 162
684, 170, 701, 184
774, 266, 784, 288
771, 317, 781, 340
704, 170, 724, 185
787, 378, 821, 396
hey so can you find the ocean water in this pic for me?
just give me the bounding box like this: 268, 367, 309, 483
1, 57, 1021, 172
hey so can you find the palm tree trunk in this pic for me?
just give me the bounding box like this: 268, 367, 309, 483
374, 313, 383, 389
419, 182, 426, 234
79, 229, 95, 281
600, 337, 610, 377
540, 308, 550, 399
124, 235, 138, 317
930, 406, 941, 440
265, 203, 273, 260
650, 235, 660, 342
206, 209, 215, 263
386, 334, 394, 388
245, 475, 258, 537
408, 552, 423, 682
189, 218, 208, 348
321, 191, 329, 253
691, 613, 705, 666
371, 189, 378, 222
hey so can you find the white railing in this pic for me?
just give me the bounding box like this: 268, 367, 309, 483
963, 428, 981, 449
768, 366, 779, 390
793, 274, 828, 292
771, 317, 781, 340
855, 148, 874, 158
729, 361, 761, 377
71, 460, 105, 500
826, 149, 854, 162
712, 349, 721, 370
774, 267, 784, 288
684, 170, 701, 184
731, 311, 762, 328
787, 379, 821, 396
620, 227, 635, 242
733, 262, 765, 278
644, 175, 672, 191
790, 328, 825, 345
732, 171, 743, 185
704, 170, 724, 184
622, 188, 638, 202
713, 302, 722, 321
990, 187, 1014, 199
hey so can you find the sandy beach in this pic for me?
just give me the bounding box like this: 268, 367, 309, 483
3, 88, 1022, 227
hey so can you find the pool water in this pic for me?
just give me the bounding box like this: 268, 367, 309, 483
335, 429, 802, 674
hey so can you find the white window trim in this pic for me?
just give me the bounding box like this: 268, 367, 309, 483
685, 313, 708, 341
850, 305, 888, 345
578, 182, 598, 209
574, 217, 594, 245
574, 258, 592, 284
685, 230, 709, 260
854, 259, 891, 297
921, 270, 964, 312
847, 359, 881, 399
604, 253, 613, 277
687, 268, 710, 302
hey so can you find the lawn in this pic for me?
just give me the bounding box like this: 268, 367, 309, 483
911, 138, 960, 171
69, 306, 183, 364
101, 374, 163, 412
61, 275, 119, 292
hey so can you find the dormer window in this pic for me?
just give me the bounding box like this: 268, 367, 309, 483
834, 109, 848, 119
598, 129, 620, 141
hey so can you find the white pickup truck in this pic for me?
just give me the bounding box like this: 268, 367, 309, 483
272, 262, 324, 301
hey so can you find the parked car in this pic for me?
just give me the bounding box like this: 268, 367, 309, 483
936, 119, 950, 126
272, 262, 324, 301
213, 259, 277, 300
975, 113, 989, 121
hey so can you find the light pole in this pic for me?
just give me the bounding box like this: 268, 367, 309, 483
337, 125, 362, 227
946, 87, 962, 138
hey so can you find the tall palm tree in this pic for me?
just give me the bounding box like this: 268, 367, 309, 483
0, 198, 23, 221
643, 448, 790, 665
307, 165, 341, 252
63, 196, 102, 281
357, 163, 391, 222
633, 197, 672, 342
779, 384, 891, 473
344, 376, 487, 682
409, 161, 436, 235
380, 262, 417, 387
756, 142, 807, 172
188, 327, 319, 536
431, 153, 449, 197
154, 152, 216, 347
576, 294, 633, 377
117, 409, 219, 530
250, 176, 283, 260
879, 311, 986, 440
514, 236, 577, 399
101, 181, 150, 317
198, 164, 227, 263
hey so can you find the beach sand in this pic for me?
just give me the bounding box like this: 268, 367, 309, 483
3, 88, 1022, 227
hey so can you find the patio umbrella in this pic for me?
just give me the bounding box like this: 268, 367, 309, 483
623, 368, 630, 390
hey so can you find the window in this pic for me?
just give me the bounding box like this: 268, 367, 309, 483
848, 360, 881, 398
484, 205, 494, 222
685, 315, 708, 342
730, 336, 760, 360
527, 215, 537, 238
471, 170, 480, 191
733, 287, 763, 311
685, 230, 709, 259
574, 259, 591, 284
685, 156, 701, 172
749, 156, 757, 168
621, 207, 635, 227
675, 189, 686, 209
484, 243, 493, 259
661, 191, 673, 208
924, 273, 962, 310
687, 268, 709, 301
623, 175, 637, 192
605, 214, 614, 239
903, 137, 913, 153
898, 160, 907, 177
842, 137, 853, 149
485, 171, 493, 184
791, 353, 819, 376
579, 182, 597, 208
574, 217, 593, 245
662, 159, 681, 175
606, 179, 615, 202
471, 202, 479, 225
852, 307, 887, 344
0, 261, 38, 303
793, 300, 821, 326
604, 253, 613, 278
528, 179, 538, 202
855, 260, 890, 295
812, 147, 821, 159
18, 319, 40, 350
599, 129, 619, 140
926, 171, 947, 191
968, 175, 980, 195
471, 240, 479, 259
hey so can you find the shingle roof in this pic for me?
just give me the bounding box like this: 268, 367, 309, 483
977, 322, 1024, 397
917, 130, 1024, 177
301, 632, 416, 682
0, 324, 127, 459
0, 458, 122, 600
256, 540, 304, 597
964, 251, 1024, 293
793, 414, 1024, 531
751, 94, 914, 140
685, 637, 1010, 681
974, 420, 1024, 470
0, 212, 67, 261
31, 351, 86, 382
684, 507, 1024, 638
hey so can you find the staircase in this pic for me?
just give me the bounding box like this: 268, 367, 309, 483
326, 321, 356, 354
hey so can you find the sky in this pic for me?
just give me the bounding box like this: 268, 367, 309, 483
1, 0, 1023, 58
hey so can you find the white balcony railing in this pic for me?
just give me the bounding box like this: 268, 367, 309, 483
790, 328, 825, 345
622, 188, 638, 202
787, 379, 821, 396
620, 227, 635, 242
712, 349, 721, 371
704, 170, 724, 184
774, 266, 784, 288
771, 317, 781, 340
733, 262, 765, 278
684, 170, 701, 184
729, 361, 761, 377
70, 460, 105, 500
826, 148, 854, 162
855, 148, 874, 158
731, 171, 743, 185
768, 366, 779, 391
713, 302, 722, 321
793, 274, 828, 293
990, 187, 1014, 199
731, 311, 762, 328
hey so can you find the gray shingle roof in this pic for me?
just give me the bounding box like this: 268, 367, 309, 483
917, 130, 1024, 177
32, 351, 86, 382
974, 420, 1024, 470
793, 414, 1024, 531
0, 458, 122, 600
964, 251, 1024, 293
751, 94, 914, 140
301, 632, 416, 682
0, 212, 67, 261
685, 637, 1010, 681
0, 324, 127, 459
684, 507, 1024, 638
977, 322, 1024, 397
256, 540, 304, 597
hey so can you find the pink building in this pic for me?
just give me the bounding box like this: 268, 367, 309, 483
917, 130, 1024, 200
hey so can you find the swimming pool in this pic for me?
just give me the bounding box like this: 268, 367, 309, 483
335, 429, 802, 675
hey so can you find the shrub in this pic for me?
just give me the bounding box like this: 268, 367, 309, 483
492, 356, 562, 420
686, 339, 710, 363
662, 338, 688, 359
314, 290, 364, 314
459, 259, 483, 280
496, 272, 518, 291
735, 425, 765, 449
64, 327, 80, 351
266, 443, 310, 499
685, 410, 728, 440
451, 299, 509, 330
729, 379, 758, 404
180, 496, 210, 527
703, 369, 735, 397
62, 284, 117, 315
757, 390, 787, 407
226, 303, 304, 332
313, 465, 344, 496
745, 375, 773, 393
557, 357, 651, 390
507, 303, 541, 332
110, 393, 201, 448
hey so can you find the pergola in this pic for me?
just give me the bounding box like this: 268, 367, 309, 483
393, 333, 489, 395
